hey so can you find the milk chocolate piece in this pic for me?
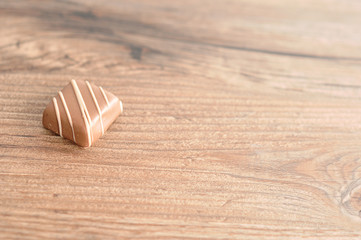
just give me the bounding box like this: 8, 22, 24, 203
43, 80, 123, 147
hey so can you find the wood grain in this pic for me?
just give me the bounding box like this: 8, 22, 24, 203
1, 0, 361, 239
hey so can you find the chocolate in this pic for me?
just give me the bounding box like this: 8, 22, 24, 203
43, 80, 123, 147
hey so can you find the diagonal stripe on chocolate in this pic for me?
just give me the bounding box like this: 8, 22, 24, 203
42, 80, 123, 147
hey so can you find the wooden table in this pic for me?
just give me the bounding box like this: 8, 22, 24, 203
1, 0, 361, 239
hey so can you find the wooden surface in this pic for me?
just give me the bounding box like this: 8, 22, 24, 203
1, 0, 361, 239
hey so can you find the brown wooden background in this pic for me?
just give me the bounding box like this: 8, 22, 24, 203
1, 0, 361, 239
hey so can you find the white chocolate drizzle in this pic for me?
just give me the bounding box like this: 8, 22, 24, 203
119, 100, 123, 113
86, 81, 104, 135
52, 97, 62, 137
99, 86, 110, 106
71, 79, 92, 147
58, 91, 76, 142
